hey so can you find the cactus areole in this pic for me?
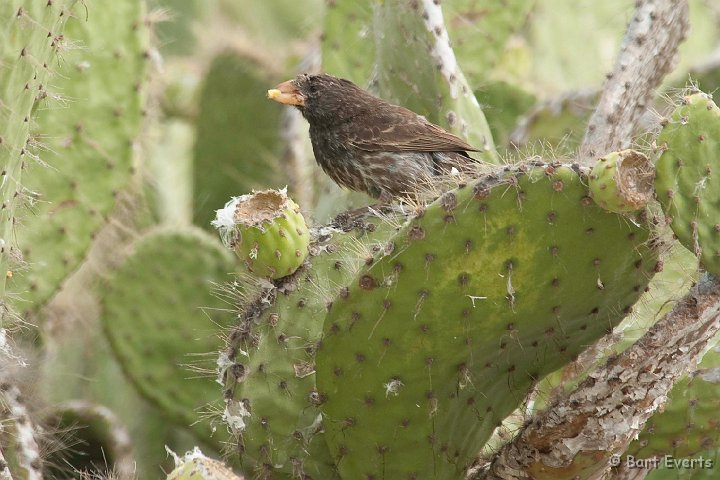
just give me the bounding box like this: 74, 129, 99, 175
213, 189, 310, 279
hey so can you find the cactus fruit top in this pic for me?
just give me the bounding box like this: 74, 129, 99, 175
213, 189, 309, 279
655, 92, 720, 275
589, 150, 655, 213
166, 448, 242, 480
267, 74, 479, 200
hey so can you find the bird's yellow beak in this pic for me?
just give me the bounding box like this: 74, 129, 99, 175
267, 80, 305, 106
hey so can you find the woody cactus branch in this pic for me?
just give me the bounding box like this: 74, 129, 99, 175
478, 273, 720, 480
579, 0, 689, 165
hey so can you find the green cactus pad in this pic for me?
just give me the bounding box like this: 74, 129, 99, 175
9, 0, 149, 311
655, 92, 720, 275
222, 213, 401, 479
100, 228, 236, 446
316, 164, 659, 479
213, 190, 309, 280
0, 0, 77, 299
193, 51, 284, 228
589, 150, 655, 214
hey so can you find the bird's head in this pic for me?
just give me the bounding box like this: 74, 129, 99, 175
267, 73, 366, 124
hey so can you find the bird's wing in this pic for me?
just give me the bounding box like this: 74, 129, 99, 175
346, 108, 479, 153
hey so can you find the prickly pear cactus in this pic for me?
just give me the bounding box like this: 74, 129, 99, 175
655, 92, 720, 275
315, 164, 660, 479
0, 0, 77, 301
9, 0, 150, 311
213, 190, 309, 280
589, 150, 655, 214
221, 213, 401, 478
100, 227, 236, 446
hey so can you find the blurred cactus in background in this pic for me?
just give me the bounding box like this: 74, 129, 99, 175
1, 1, 720, 479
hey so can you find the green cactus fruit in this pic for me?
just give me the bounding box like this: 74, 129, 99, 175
0, 0, 77, 301
655, 92, 720, 275
8, 0, 150, 312
193, 51, 285, 228
589, 150, 655, 214
100, 227, 236, 448
42, 401, 135, 479
315, 163, 659, 479
167, 448, 243, 480
221, 212, 401, 479
374, 1, 496, 162
629, 336, 720, 462
213, 189, 309, 280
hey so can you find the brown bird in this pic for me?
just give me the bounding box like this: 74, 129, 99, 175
267, 73, 479, 201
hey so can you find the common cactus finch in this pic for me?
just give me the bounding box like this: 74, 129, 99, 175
268, 73, 478, 201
